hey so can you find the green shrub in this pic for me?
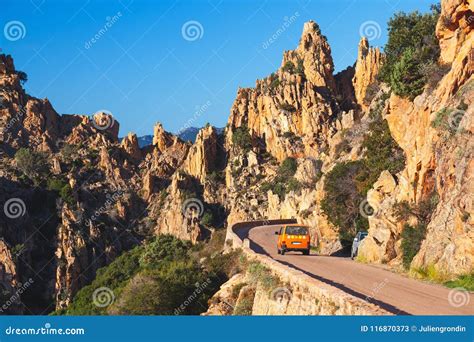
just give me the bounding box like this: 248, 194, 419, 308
139, 235, 190, 268
321, 161, 370, 244
200, 210, 214, 226
395, 191, 438, 269
394, 192, 439, 226
278, 157, 297, 177
401, 223, 427, 269
286, 177, 301, 193
380, 5, 441, 98
295, 58, 304, 75
62, 246, 143, 315
282, 61, 295, 74
267, 73, 280, 92
232, 125, 252, 151
48, 178, 75, 205
233, 286, 255, 315
431, 107, 464, 134
259, 158, 300, 200
59, 184, 75, 206
444, 274, 474, 291
61, 233, 228, 316
114, 260, 213, 315
390, 48, 426, 100
15, 148, 49, 183
17, 71, 28, 85
361, 115, 405, 191
247, 262, 280, 290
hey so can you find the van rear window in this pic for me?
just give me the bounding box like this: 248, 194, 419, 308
286, 226, 308, 235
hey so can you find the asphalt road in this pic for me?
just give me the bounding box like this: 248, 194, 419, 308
247, 224, 474, 315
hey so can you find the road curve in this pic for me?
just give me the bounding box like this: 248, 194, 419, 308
247, 224, 473, 315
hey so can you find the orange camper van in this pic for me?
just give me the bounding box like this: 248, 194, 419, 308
275, 224, 311, 255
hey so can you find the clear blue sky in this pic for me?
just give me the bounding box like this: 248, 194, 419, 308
1, 0, 435, 137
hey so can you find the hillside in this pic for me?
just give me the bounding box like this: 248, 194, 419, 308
0, 0, 472, 315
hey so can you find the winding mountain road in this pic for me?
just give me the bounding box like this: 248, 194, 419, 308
246, 224, 473, 315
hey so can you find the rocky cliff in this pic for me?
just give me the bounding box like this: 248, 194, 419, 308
0, 0, 472, 315
358, 0, 473, 277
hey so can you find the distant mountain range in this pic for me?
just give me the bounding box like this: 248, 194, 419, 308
130, 127, 224, 148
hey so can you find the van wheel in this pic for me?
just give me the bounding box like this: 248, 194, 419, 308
281, 247, 286, 255
303, 249, 310, 255
277, 249, 281, 255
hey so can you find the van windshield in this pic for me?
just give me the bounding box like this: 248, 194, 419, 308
286, 226, 308, 235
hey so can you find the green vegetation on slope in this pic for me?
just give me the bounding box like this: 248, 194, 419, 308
260, 157, 301, 200
321, 100, 405, 245
56, 233, 242, 315
394, 192, 439, 269
444, 274, 474, 291
380, 4, 441, 99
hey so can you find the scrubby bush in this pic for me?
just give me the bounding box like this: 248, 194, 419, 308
139, 234, 190, 268
259, 157, 300, 200
295, 58, 304, 75
401, 223, 427, 269
278, 157, 297, 177
444, 274, 474, 291
60, 233, 234, 316
395, 192, 438, 269
267, 73, 280, 92
232, 125, 252, 151
233, 286, 255, 315
320, 161, 370, 244
17, 71, 28, 85
200, 210, 214, 226
282, 61, 295, 74
380, 5, 441, 99
60, 246, 143, 315
361, 115, 405, 191
389, 48, 426, 100
15, 148, 49, 183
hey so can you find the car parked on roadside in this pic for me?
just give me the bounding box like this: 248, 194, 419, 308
351, 231, 368, 259
275, 224, 311, 255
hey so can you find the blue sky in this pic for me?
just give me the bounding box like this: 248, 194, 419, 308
1, 0, 435, 137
